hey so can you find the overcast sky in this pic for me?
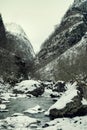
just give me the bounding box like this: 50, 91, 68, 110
0, 0, 74, 53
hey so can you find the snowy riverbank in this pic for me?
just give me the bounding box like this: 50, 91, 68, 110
0, 79, 87, 130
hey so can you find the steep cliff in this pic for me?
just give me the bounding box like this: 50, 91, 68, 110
34, 0, 87, 81
0, 15, 35, 84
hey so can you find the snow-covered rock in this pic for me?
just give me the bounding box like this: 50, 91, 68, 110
1, 92, 17, 100
0, 113, 39, 130
52, 81, 66, 92
0, 92, 28, 104
42, 116, 87, 130
43, 81, 66, 98
0, 104, 6, 110
0, 104, 8, 112
13, 80, 45, 97
24, 105, 44, 114
81, 98, 87, 105
12, 113, 24, 117
45, 82, 87, 118
50, 82, 78, 110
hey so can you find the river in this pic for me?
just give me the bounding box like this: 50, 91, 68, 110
0, 96, 54, 128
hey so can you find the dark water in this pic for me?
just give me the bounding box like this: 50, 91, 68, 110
0, 96, 54, 127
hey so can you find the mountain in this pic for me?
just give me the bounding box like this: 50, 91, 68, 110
0, 15, 35, 84
34, 0, 87, 81
73, 0, 87, 7
5, 23, 35, 61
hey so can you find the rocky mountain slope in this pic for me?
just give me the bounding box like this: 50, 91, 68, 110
34, 34, 87, 81
34, 0, 87, 81
0, 15, 35, 84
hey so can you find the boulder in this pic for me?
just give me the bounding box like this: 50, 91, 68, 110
52, 81, 66, 92
0, 113, 39, 130
45, 82, 87, 119
49, 95, 82, 118
13, 80, 45, 97
24, 105, 44, 114
28, 85, 44, 97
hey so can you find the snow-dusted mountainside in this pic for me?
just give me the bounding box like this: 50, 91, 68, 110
5, 23, 35, 61
73, 0, 87, 7
0, 15, 35, 83
35, 33, 87, 81
34, 0, 87, 81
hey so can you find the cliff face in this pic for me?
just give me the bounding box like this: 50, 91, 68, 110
0, 15, 35, 84
5, 23, 35, 62
34, 0, 87, 81
34, 34, 87, 81
0, 15, 7, 48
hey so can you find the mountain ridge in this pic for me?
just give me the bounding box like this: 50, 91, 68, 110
0, 15, 35, 84
33, 0, 87, 81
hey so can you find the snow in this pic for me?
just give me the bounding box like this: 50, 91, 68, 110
14, 128, 31, 130
0, 79, 87, 130
45, 82, 78, 115
43, 87, 63, 98
16, 94, 27, 98
2, 100, 10, 103
14, 80, 41, 93
17, 80, 40, 87
38, 32, 87, 79
0, 109, 8, 112
0, 104, 6, 109
40, 31, 87, 76
42, 80, 64, 97
43, 88, 53, 97
81, 98, 87, 105
0, 104, 8, 112
54, 80, 64, 84
1, 93, 17, 100
42, 116, 87, 130
69, 21, 83, 32
24, 105, 44, 114
73, 0, 87, 7
63, 14, 83, 23
0, 113, 39, 130
30, 124, 38, 128
5, 23, 35, 58
0, 92, 28, 102
42, 81, 54, 87
60, 32, 87, 62
12, 113, 24, 116
5, 23, 26, 36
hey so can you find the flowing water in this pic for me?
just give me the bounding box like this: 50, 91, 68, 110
0, 96, 54, 128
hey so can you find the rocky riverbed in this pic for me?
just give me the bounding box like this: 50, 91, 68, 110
0, 79, 87, 130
